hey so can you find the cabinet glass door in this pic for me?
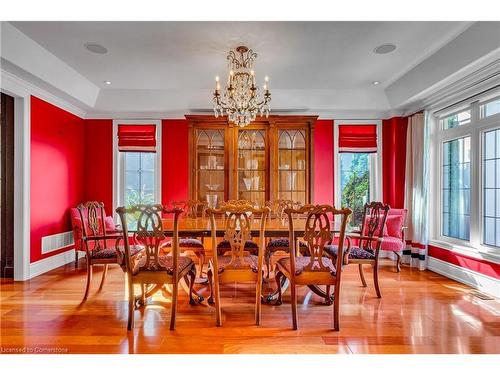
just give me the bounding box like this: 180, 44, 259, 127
278, 129, 307, 204
237, 130, 267, 205
195, 129, 225, 206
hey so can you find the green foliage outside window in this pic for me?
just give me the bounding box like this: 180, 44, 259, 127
340, 153, 370, 227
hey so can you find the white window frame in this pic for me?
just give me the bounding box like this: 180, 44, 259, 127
429, 91, 500, 262
333, 120, 383, 209
112, 120, 162, 220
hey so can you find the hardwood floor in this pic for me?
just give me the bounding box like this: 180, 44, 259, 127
1, 259, 499, 354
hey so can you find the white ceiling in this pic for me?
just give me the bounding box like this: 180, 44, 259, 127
3, 21, 498, 118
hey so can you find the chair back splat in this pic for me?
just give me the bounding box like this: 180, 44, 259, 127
170, 200, 207, 219
285, 204, 350, 276
206, 203, 270, 326
276, 204, 351, 330
77, 201, 107, 251
116, 204, 197, 331
359, 201, 390, 251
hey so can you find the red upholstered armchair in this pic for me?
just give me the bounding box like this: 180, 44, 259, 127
70, 205, 121, 268
380, 208, 407, 272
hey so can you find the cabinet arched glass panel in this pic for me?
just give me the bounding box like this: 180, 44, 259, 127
237, 129, 267, 205
278, 129, 307, 204
195, 129, 225, 206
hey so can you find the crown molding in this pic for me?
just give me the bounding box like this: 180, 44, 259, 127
1, 69, 88, 118
401, 58, 500, 116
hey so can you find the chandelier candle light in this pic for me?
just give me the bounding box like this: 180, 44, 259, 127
213, 46, 271, 127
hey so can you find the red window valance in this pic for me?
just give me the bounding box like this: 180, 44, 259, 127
118, 124, 156, 153
338, 124, 377, 153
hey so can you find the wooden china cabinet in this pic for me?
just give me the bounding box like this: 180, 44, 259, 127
186, 115, 317, 206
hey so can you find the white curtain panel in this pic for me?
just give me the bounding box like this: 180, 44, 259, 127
403, 112, 430, 270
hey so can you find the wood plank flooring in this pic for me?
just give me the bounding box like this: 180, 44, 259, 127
1, 259, 499, 354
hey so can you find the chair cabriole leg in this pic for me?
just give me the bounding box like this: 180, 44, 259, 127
358, 263, 367, 287
373, 261, 381, 298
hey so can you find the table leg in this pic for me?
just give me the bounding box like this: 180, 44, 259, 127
264, 276, 289, 304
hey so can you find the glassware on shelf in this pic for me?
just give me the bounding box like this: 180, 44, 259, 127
245, 159, 259, 170
205, 184, 220, 191
208, 155, 217, 169
279, 164, 290, 170
287, 171, 297, 190
297, 159, 305, 170
206, 194, 218, 209
253, 176, 260, 190
243, 178, 253, 191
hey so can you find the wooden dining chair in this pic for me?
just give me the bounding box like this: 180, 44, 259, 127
324, 201, 390, 298
275, 204, 351, 331
264, 199, 307, 278
161, 200, 207, 278
76, 201, 143, 301
116, 204, 197, 331
206, 203, 270, 326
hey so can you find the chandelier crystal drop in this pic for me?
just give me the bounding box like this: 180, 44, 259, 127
213, 46, 271, 127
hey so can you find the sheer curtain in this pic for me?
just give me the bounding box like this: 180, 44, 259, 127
403, 112, 430, 270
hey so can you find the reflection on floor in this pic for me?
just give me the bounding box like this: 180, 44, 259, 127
0, 258, 499, 354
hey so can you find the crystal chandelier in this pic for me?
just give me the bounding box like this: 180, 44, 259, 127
213, 46, 271, 127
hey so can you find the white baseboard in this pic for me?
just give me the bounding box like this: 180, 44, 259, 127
29, 248, 83, 279
428, 256, 500, 299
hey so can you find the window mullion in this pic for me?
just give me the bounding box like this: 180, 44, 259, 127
469, 125, 480, 247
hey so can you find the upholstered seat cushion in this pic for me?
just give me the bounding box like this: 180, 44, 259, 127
131, 254, 194, 276
277, 256, 336, 276
163, 238, 204, 248
324, 244, 375, 260
212, 255, 259, 273
267, 238, 308, 249
91, 245, 142, 259
113, 245, 144, 269
380, 236, 405, 252
216, 240, 259, 255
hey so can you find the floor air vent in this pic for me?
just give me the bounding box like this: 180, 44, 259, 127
41, 231, 74, 254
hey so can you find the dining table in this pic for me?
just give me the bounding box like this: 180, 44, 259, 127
155, 216, 345, 305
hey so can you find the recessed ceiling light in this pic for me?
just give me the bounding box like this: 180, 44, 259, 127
372, 81, 380, 85
84, 43, 108, 54
104, 80, 112, 85
374, 43, 397, 54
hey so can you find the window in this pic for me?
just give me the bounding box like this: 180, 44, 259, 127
113, 120, 161, 228
441, 109, 471, 130
430, 90, 500, 259
123, 152, 156, 206
483, 128, 500, 247
339, 153, 372, 226
442, 137, 470, 240
480, 97, 500, 119
334, 120, 382, 227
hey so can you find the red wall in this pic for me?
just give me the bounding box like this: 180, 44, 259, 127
162, 119, 189, 203
428, 245, 500, 280
313, 119, 334, 204
30, 96, 86, 262
84, 120, 113, 213
382, 117, 408, 208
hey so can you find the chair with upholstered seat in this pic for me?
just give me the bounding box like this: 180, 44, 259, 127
324, 201, 390, 298
274, 204, 351, 331
161, 200, 207, 278
76, 201, 143, 302
380, 208, 407, 272
264, 199, 306, 278
206, 203, 270, 326
70, 205, 121, 268
116, 204, 197, 331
